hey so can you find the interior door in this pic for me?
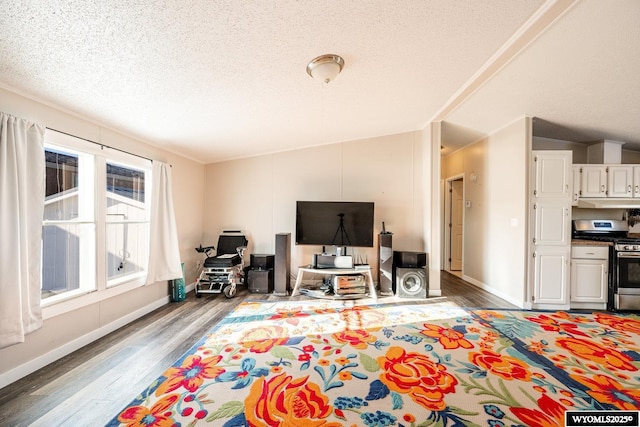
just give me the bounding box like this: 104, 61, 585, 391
450, 179, 463, 271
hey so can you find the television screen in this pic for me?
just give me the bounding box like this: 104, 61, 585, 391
295, 201, 374, 247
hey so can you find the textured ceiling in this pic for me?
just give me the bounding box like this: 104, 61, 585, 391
445, 0, 640, 153
1, 1, 637, 163
1, 0, 544, 163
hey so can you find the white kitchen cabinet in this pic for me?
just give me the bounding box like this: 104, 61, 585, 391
530, 150, 572, 310
533, 152, 571, 198
607, 165, 633, 197
570, 246, 608, 309
576, 164, 635, 198
533, 199, 570, 246
579, 165, 607, 197
533, 249, 569, 306
633, 166, 640, 198
572, 165, 581, 206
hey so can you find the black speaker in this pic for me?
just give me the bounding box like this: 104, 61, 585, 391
274, 233, 291, 296
251, 254, 275, 270
395, 267, 428, 298
248, 269, 273, 294
378, 233, 393, 295
393, 251, 427, 268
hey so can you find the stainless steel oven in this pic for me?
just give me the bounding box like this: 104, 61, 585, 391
614, 242, 640, 310
572, 219, 640, 312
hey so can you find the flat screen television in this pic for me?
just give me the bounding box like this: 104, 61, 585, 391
295, 201, 374, 247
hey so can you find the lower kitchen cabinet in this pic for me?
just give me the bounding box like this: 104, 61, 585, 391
533, 249, 570, 309
570, 245, 608, 309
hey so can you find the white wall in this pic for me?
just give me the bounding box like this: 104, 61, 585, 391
0, 86, 204, 387
203, 131, 428, 287
442, 117, 529, 306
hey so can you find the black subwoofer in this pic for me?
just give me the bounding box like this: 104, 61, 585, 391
248, 269, 273, 294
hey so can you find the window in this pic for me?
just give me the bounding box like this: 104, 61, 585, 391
105, 161, 148, 286
42, 131, 151, 305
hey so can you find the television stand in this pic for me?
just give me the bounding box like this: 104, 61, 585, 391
291, 266, 377, 299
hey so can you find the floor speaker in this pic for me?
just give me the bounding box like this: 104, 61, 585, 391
274, 233, 291, 296
395, 267, 428, 298
378, 233, 393, 295
248, 269, 273, 294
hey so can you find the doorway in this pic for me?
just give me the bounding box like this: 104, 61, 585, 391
445, 176, 464, 276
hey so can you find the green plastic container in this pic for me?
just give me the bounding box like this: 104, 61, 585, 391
170, 262, 186, 302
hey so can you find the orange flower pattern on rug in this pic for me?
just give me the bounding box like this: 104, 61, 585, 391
419, 324, 474, 349
595, 312, 640, 335
469, 348, 532, 381
378, 346, 458, 411
244, 373, 341, 427
155, 354, 225, 395
267, 306, 310, 326
238, 324, 289, 353
108, 301, 640, 426
510, 393, 567, 427
570, 373, 640, 410
117, 393, 180, 427
556, 336, 637, 371
332, 329, 378, 350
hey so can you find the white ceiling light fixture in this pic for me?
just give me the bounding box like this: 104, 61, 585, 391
306, 54, 345, 84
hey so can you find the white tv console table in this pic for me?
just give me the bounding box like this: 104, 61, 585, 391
291, 265, 377, 299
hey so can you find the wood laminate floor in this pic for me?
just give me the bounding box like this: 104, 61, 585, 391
0, 271, 516, 427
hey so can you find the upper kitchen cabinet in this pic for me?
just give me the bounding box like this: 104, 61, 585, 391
633, 166, 640, 198
608, 165, 634, 197
572, 165, 580, 206
579, 165, 607, 197
577, 164, 633, 198
574, 164, 640, 206
532, 151, 571, 198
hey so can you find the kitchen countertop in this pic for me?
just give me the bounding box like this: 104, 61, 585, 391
571, 239, 613, 247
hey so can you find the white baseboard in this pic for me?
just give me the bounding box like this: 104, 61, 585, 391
461, 274, 524, 309
0, 295, 170, 390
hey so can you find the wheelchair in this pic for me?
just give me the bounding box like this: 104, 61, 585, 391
195, 230, 248, 298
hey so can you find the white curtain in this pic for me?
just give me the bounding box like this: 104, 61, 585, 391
146, 161, 182, 284
0, 113, 45, 349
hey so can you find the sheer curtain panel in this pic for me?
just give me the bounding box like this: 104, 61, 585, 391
0, 113, 45, 348
146, 161, 182, 284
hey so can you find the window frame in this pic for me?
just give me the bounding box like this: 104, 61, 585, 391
41, 130, 152, 318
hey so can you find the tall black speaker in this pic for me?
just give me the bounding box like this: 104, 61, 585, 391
274, 233, 291, 296
378, 233, 393, 295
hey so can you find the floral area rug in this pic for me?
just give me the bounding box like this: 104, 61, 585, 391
108, 299, 640, 426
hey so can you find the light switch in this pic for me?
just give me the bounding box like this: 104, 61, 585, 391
511, 218, 518, 227
466, 200, 471, 208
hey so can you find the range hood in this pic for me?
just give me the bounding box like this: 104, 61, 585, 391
577, 198, 640, 209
